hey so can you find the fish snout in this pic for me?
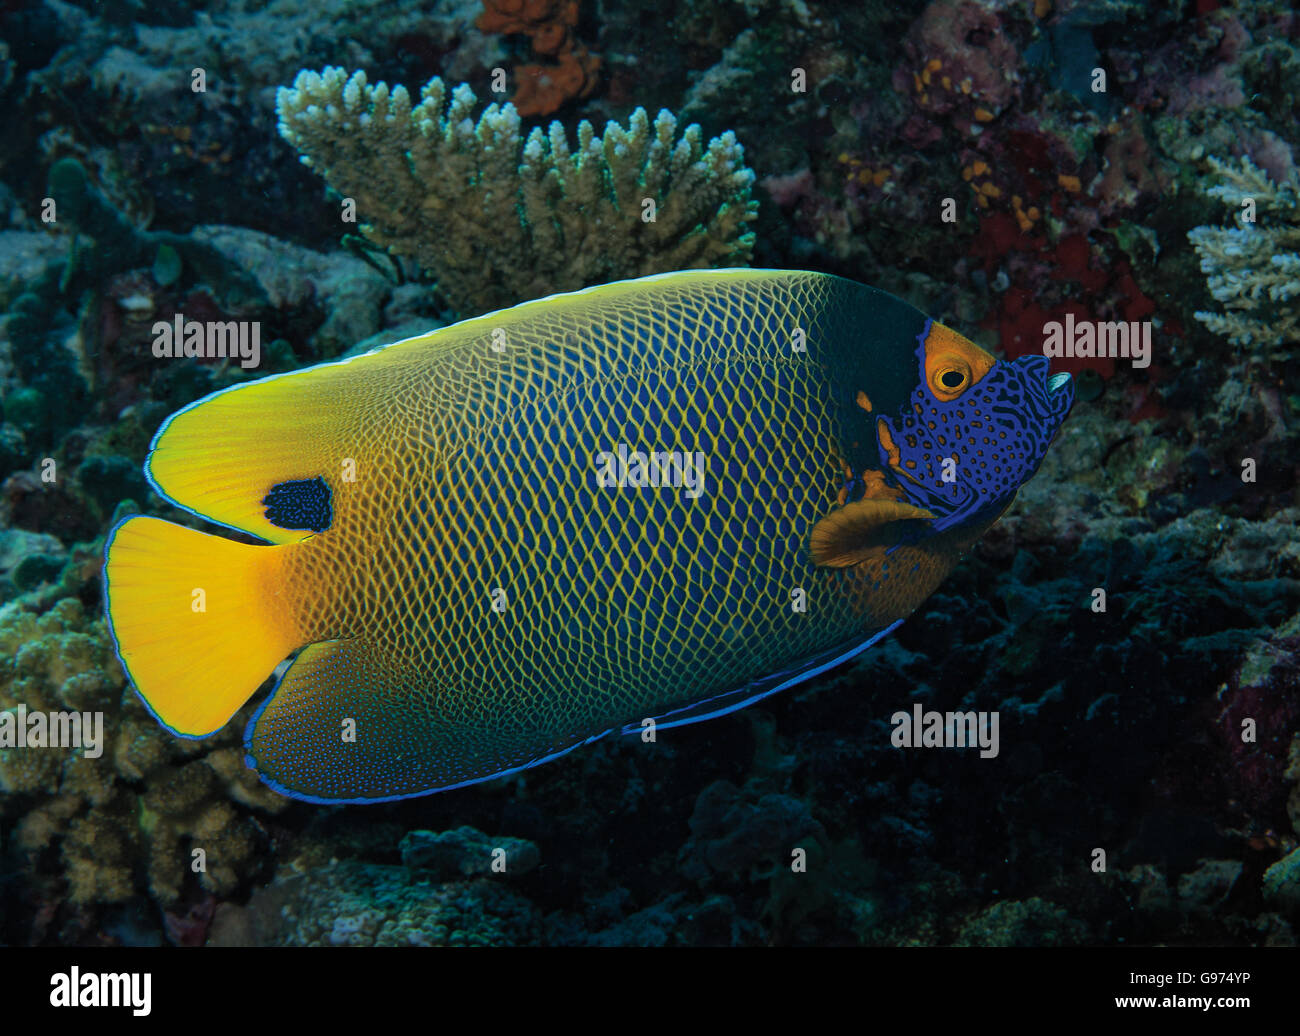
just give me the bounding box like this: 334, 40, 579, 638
1045, 370, 1075, 417
1010, 354, 1074, 418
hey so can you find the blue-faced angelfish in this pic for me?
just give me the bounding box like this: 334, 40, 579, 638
102, 270, 1074, 803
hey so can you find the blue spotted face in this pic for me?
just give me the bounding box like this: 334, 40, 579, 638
876, 324, 1074, 529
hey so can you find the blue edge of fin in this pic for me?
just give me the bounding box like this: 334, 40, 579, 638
243, 619, 906, 806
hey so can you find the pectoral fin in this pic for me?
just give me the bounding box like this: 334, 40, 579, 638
808, 499, 935, 568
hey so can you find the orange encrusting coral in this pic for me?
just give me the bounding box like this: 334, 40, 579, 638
961, 160, 1042, 231
476, 0, 601, 116
837, 153, 894, 189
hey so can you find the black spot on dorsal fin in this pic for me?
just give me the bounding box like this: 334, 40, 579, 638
263, 476, 332, 533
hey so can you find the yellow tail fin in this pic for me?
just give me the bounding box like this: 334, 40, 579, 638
103, 516, 302, 737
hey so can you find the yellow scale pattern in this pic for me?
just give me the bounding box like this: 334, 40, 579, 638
229, 270, 969, 800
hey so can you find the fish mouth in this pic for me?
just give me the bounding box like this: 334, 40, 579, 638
1044, 369, 1075, 419
1011, 355, 1075, 420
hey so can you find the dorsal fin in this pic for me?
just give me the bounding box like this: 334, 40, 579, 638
808, 498, 935, 568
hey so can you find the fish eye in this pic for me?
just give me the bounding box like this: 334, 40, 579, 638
931, 360, 971, 399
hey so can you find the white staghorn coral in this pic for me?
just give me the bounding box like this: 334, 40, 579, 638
1188, 156, 1300, 350
277, 67, 758, 315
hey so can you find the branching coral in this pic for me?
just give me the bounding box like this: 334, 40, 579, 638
276, 67, 757, 315
1188, 156, 1300, 350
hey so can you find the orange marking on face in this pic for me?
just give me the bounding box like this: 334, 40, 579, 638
876, 419, 901, 469
857, 469, 905, 502
855, 390, 873, 412
922, 322, 997, 402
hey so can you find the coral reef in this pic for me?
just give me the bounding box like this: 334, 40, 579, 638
7, 0, 505, 238
475, 0, 601, 116
1, 0, 1299, 951
276, 67, 757, 314
892, 0, 1022, 143
0, 170, 429, 553
1262, 848, 1300, 918
0, 156, 266, 512
955, 898, 1088, 947
213, 860, 540, 946
399, 825, 540, 877
1189, 156, 1300, 349
679, 779, 826, 881
0, 592, 287, 943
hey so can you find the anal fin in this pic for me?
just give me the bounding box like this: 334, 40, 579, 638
243, 640, 606, 803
